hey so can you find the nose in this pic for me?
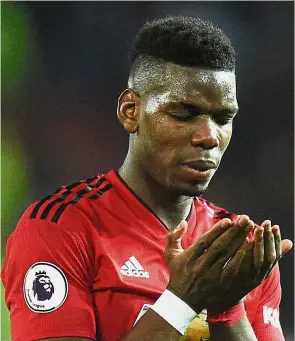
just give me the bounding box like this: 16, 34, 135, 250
190, 115, 219, 149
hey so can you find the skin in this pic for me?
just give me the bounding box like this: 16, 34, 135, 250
37, 63, 292, 341
119, 63, 238, 229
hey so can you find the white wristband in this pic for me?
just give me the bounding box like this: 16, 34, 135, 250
150, 289, 198, 335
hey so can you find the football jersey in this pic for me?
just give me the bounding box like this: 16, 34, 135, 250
2, 169, 284, 341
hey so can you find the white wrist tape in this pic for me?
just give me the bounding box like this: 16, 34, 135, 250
150, 289, 198, 335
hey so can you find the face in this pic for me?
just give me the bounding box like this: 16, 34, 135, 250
124, 64, 238, 197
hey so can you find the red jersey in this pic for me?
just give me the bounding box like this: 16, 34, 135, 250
2, 170, 284, 341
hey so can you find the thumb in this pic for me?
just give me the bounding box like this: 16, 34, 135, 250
165, 220, 188, 261
281, 239, 293, 256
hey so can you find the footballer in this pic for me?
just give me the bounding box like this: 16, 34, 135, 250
2, 16, 293, 341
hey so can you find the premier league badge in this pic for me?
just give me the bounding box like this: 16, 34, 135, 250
23, 262, 68, 313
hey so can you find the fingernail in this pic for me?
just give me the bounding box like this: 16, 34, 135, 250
263, 220, 271, 228
239, 216, 249, 227
272, 225, 280, 233
221, 219, 231, 227
246, 221, 254, 231
255, 227, 263, 236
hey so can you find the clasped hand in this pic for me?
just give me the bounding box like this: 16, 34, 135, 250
165, 215, 292, 314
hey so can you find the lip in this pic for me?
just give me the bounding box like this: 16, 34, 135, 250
180, 159, 217, 171
179, 159, 216, 180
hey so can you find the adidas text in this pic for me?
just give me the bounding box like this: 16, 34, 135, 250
120, 256, 150, 278
120, 268, 150, 278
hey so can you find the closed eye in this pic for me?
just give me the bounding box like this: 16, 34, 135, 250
214, 115, 235, 125
166, 102, 238, 124
168, 103, 197, 121
214, 111, 237, 125
169, 113, 193, 121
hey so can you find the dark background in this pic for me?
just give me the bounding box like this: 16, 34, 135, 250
2, 1, 294, 340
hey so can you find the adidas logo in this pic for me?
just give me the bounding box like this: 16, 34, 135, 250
120, 256, 150, 279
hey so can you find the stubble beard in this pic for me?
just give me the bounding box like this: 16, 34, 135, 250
165, 177, 211, 198
174, 183, 209, 198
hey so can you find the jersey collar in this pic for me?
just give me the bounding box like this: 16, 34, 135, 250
105, 169, 196, 233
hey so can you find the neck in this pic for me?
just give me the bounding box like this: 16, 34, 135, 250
118, 156, 193, 230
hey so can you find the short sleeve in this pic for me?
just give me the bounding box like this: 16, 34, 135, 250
252, 264, 285, 341
1, 204, 97, 341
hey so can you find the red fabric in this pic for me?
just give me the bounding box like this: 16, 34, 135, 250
207, 302, 246, 326
249, 264, 285, 341
1, 204, 97, 341
1, 170, 284, 341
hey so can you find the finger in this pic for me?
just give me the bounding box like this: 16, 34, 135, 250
219, 238, 250, 286
264, 237, 293, 280
272, 225, 282, 260
225, 219, 254, 258
165, 220, 188, 262
211, 239, 253, 306
261, 219, 271, 228
271, 224, 294, 257
254, 221, 277, 282
271, 223, 293, 257
263, 221, 276, 267
200, 215, 253, 266
231, 215, 240, 224
253, 226, 264, 272
240, 239, 254, 275
281, 239, 293, 256
185, 218, 233, 260
171, 220, 188, 242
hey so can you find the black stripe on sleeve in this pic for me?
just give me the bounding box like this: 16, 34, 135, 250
40, 190, 73, 220
92, 177, 107, 188
30, 175, 108, 222
30, 182, 84, 219
86, 175, 97, 184
44, 186, 92, 221
51, 196, 81, 223
89, 184, 113, 200
50, 181, 111, 223
30, 195, 56, 219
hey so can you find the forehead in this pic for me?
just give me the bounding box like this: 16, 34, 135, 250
153, 63, 237, 109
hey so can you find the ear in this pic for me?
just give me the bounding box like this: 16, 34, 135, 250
117, 89, 141, 133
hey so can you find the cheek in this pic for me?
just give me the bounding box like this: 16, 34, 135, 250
219, 125, 233, 150
140, 116, 183, 165
151, 115, 185, 144
141, 113, 172, 144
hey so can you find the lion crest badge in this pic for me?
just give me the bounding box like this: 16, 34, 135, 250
23, 262, 68, 313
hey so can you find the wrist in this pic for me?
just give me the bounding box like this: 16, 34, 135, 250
167, 285, 204, 314
207, 301, 246, 326
150, 289, 198, 335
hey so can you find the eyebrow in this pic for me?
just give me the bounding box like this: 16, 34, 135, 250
168, 101, 239, 115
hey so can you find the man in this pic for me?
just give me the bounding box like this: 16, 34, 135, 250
2, 15, 293, 341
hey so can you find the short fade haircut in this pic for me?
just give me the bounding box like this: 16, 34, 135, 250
132, 15, 235, 70
128, 16, 236, 94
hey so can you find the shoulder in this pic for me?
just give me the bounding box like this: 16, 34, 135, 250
29, 173, 112, 223
3, 175, 112, 283
8, 173, 114, 248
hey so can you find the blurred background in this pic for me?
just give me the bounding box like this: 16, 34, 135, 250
1, 1, 294, 340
